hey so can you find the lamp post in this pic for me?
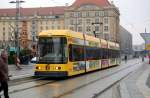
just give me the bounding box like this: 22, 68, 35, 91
91, 22, 103, 38
9, 0, 25, 61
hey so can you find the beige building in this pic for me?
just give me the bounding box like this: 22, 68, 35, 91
0, 0, 120, 49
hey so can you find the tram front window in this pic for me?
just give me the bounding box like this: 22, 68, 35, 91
38, 37, 67, 64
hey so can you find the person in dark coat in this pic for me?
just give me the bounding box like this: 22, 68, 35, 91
0, 50, 9, 98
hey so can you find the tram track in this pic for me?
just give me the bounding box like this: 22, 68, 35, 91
8, 61, 142, 98
0, 76, 57, 97
9, 78, 56, 94
9, 76, 41, 86
52, 62, 142, 98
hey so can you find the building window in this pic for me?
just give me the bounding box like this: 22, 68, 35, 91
70, 19, 74, 25
70, 27, 74, 31
46, 26, 48, 30
70, 12, 74, 17
40, 21, 42, 25
95, 26, 99, 31
32, 26, 35, 30
95, 18, 99, 23
77, 12, 82, 17
32, 21, 35, 25
52, 26, 54, 29
3, 27, 5, 31
86, 26, 91, 32
57, 26, 60, 29
104, 26, 109, 32
104, 33, 109, 40
23, 31, 26, 35
78, 19, 82, 25
78, 27, 82, 32
86, 12, 90, 17
46, 21, 48, 25
32, 36, 35, 42
3, 32, 5, 41
40, 26, 43, 30
104, 11, 109, 16
99, 11, 104, 16
104, 17, 109, 24
95, 11, 99, 16
86, 19, 91, 24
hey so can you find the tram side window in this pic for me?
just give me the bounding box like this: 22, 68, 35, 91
113, 50, 117, 58
86, 47, 100, 60
116, 50, 120, 58
102, 48, 109, 59
111, 50, 115, 58
108, 49, 112, 58
114, 50, 118, 58
99, 48, 103, 59
110, 50, 116, 58
69, 45, 84, 61
106, 49, 109, 59
114, 50, 116, 58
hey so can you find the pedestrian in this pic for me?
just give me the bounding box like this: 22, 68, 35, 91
14, 54, 22, 70
0, 50, 9, 98
124, 55, 127, 63
142, 55, 144, 62
148, 54, 150, 64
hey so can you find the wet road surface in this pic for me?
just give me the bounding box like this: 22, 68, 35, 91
3, 59, 143, 98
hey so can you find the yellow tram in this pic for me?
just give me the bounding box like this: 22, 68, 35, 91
34, 30, 120, 77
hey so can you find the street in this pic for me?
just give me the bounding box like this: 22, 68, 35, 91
0, 58, 147, 98
0, 0, 149, 98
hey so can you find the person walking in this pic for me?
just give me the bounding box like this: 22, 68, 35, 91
14, 54, 22, 70
0, 50, 9, 98
148, 54, 150, 64
124, 55, 127, 63
142, 55, 144, 62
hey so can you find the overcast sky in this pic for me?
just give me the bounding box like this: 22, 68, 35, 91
1, 0, 150, 45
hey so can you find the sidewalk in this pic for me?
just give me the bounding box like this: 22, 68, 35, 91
8, 63, 35, 80
119, 58, 150, 98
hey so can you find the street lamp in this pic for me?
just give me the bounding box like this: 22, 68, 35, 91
92, 22, 103, 38
9, 0, 25, 64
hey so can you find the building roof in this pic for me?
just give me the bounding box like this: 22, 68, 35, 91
0, 6, 66, 17
70, 0, 110, 8
0, 0, 111, 17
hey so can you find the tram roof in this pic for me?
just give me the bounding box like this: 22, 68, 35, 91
38, 30, 119, 48
108, 41, 116, 49
38, 30, 99, 41
115, 43, 120, 50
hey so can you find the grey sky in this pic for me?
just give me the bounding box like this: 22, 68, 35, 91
1, 0, 150, 45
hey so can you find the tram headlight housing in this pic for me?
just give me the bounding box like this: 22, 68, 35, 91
55, 66, 61, 70
36, 66, 41, 70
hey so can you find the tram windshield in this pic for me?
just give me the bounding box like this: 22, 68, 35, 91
37, 37, 67, 64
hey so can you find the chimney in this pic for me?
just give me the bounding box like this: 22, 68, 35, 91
65, 3, 68, 7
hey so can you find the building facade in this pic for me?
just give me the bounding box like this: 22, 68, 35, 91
133, 44, 145, 57
0, 0, 120, 49
119, 25, 133, 56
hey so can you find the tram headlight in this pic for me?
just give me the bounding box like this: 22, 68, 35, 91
55, 66, 61, 70
36, 66, 41, 70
